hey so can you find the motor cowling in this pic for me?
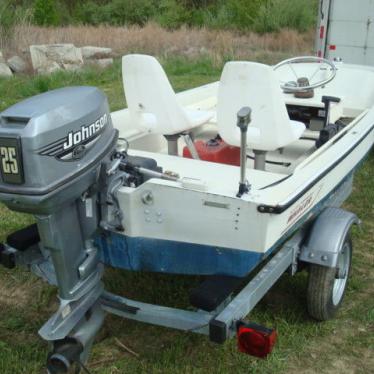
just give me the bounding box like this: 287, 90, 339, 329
0, 86, 117, 213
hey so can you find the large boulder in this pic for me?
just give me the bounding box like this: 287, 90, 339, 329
30, 44, 83, 74
0, 62, 12, 77
7, 55, 27, 73
81, 46, 112, 60
41, 62, 61, 75
0, 51, 4, 63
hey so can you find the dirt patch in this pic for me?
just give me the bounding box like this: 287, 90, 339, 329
0, 281, 33, 307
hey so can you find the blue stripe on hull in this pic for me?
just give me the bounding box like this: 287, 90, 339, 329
97, 234, 262, 277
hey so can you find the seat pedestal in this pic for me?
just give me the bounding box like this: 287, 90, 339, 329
164, 134, 180, 156
253, 150, 267, 171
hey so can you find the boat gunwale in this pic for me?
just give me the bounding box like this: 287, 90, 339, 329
257, 121, 374, 213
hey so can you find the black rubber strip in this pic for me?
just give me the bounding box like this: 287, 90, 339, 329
257, 123, 374, 214
247, 155, 291, 167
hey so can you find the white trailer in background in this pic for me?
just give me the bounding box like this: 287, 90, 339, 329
316, 0, 374, 65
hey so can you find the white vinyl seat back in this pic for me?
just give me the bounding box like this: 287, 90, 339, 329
122, 54, 212, 136
217, 61, 305, 151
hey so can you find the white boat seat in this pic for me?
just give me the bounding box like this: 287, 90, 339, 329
217, 61, 306, 152
122, 54, 213, 136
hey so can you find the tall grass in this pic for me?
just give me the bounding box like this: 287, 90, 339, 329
6, 23, 313, 64
0, 2, 32, 52
0, 1, 15, 51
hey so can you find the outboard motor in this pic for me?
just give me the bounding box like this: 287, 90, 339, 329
0, 86, 118, 371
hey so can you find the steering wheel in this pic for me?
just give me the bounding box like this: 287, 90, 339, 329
273, 56, 337, 92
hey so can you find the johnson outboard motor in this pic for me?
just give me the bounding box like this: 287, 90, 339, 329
0, 86, 118, 372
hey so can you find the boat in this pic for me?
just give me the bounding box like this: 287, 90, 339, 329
97, 54, 374, 277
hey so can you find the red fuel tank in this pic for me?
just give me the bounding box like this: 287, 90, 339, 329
183, 137, 240, 166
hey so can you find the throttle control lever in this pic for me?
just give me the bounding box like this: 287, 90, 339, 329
322, 95, 341, 127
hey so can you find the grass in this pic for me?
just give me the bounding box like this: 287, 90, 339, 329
2, 23, 313, 64
0, 57, 373, 374
0, 57, 222, 113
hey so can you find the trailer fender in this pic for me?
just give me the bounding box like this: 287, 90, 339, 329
300, 207, 360, 268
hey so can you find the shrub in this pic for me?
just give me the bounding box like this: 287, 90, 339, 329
55, 1, 72, 26
74, 1, 102, 25
254, 0, 318, 33
104, 0, 157, 26
188, 0, 268, 30
24, 0, 319, 32
155, 0, 191, 29
33, 0, 59, 26
76, 0, 157, 26
223, 0, 263, 29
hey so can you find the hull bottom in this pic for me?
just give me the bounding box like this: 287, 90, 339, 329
97, 234, 262, 277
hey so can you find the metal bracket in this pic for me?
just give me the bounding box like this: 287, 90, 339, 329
100, 170, 130, 232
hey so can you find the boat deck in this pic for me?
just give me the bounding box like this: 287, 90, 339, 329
111, 62, 374, 198
128, 149, 287, 196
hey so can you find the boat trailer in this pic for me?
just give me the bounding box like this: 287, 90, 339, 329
0, 202, 358, 372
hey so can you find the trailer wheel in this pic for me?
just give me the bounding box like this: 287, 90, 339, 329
307, 234, 352, 321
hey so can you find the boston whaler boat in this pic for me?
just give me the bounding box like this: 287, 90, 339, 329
0, 54, 372, 372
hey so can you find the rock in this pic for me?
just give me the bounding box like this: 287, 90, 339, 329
0, 51, 4, 63
62, 63, 82, 72
7, 56, 27, 73
30, 44, 83, 74
87, 58, 113, 69
37, 61, 61, 75
0, 62, 12, 77
95, 58, 113, 68
81, 46, 112, 60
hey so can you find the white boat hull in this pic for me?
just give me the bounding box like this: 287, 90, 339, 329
97, 62, 374, 276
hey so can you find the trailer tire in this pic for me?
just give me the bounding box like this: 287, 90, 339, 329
307, 235, 352, 321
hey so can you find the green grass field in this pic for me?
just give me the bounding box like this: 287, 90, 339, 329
0, 58, 373, 374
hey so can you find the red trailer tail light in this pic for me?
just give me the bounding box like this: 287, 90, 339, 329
237, 322, 277, 358
320, 25, 325, 39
